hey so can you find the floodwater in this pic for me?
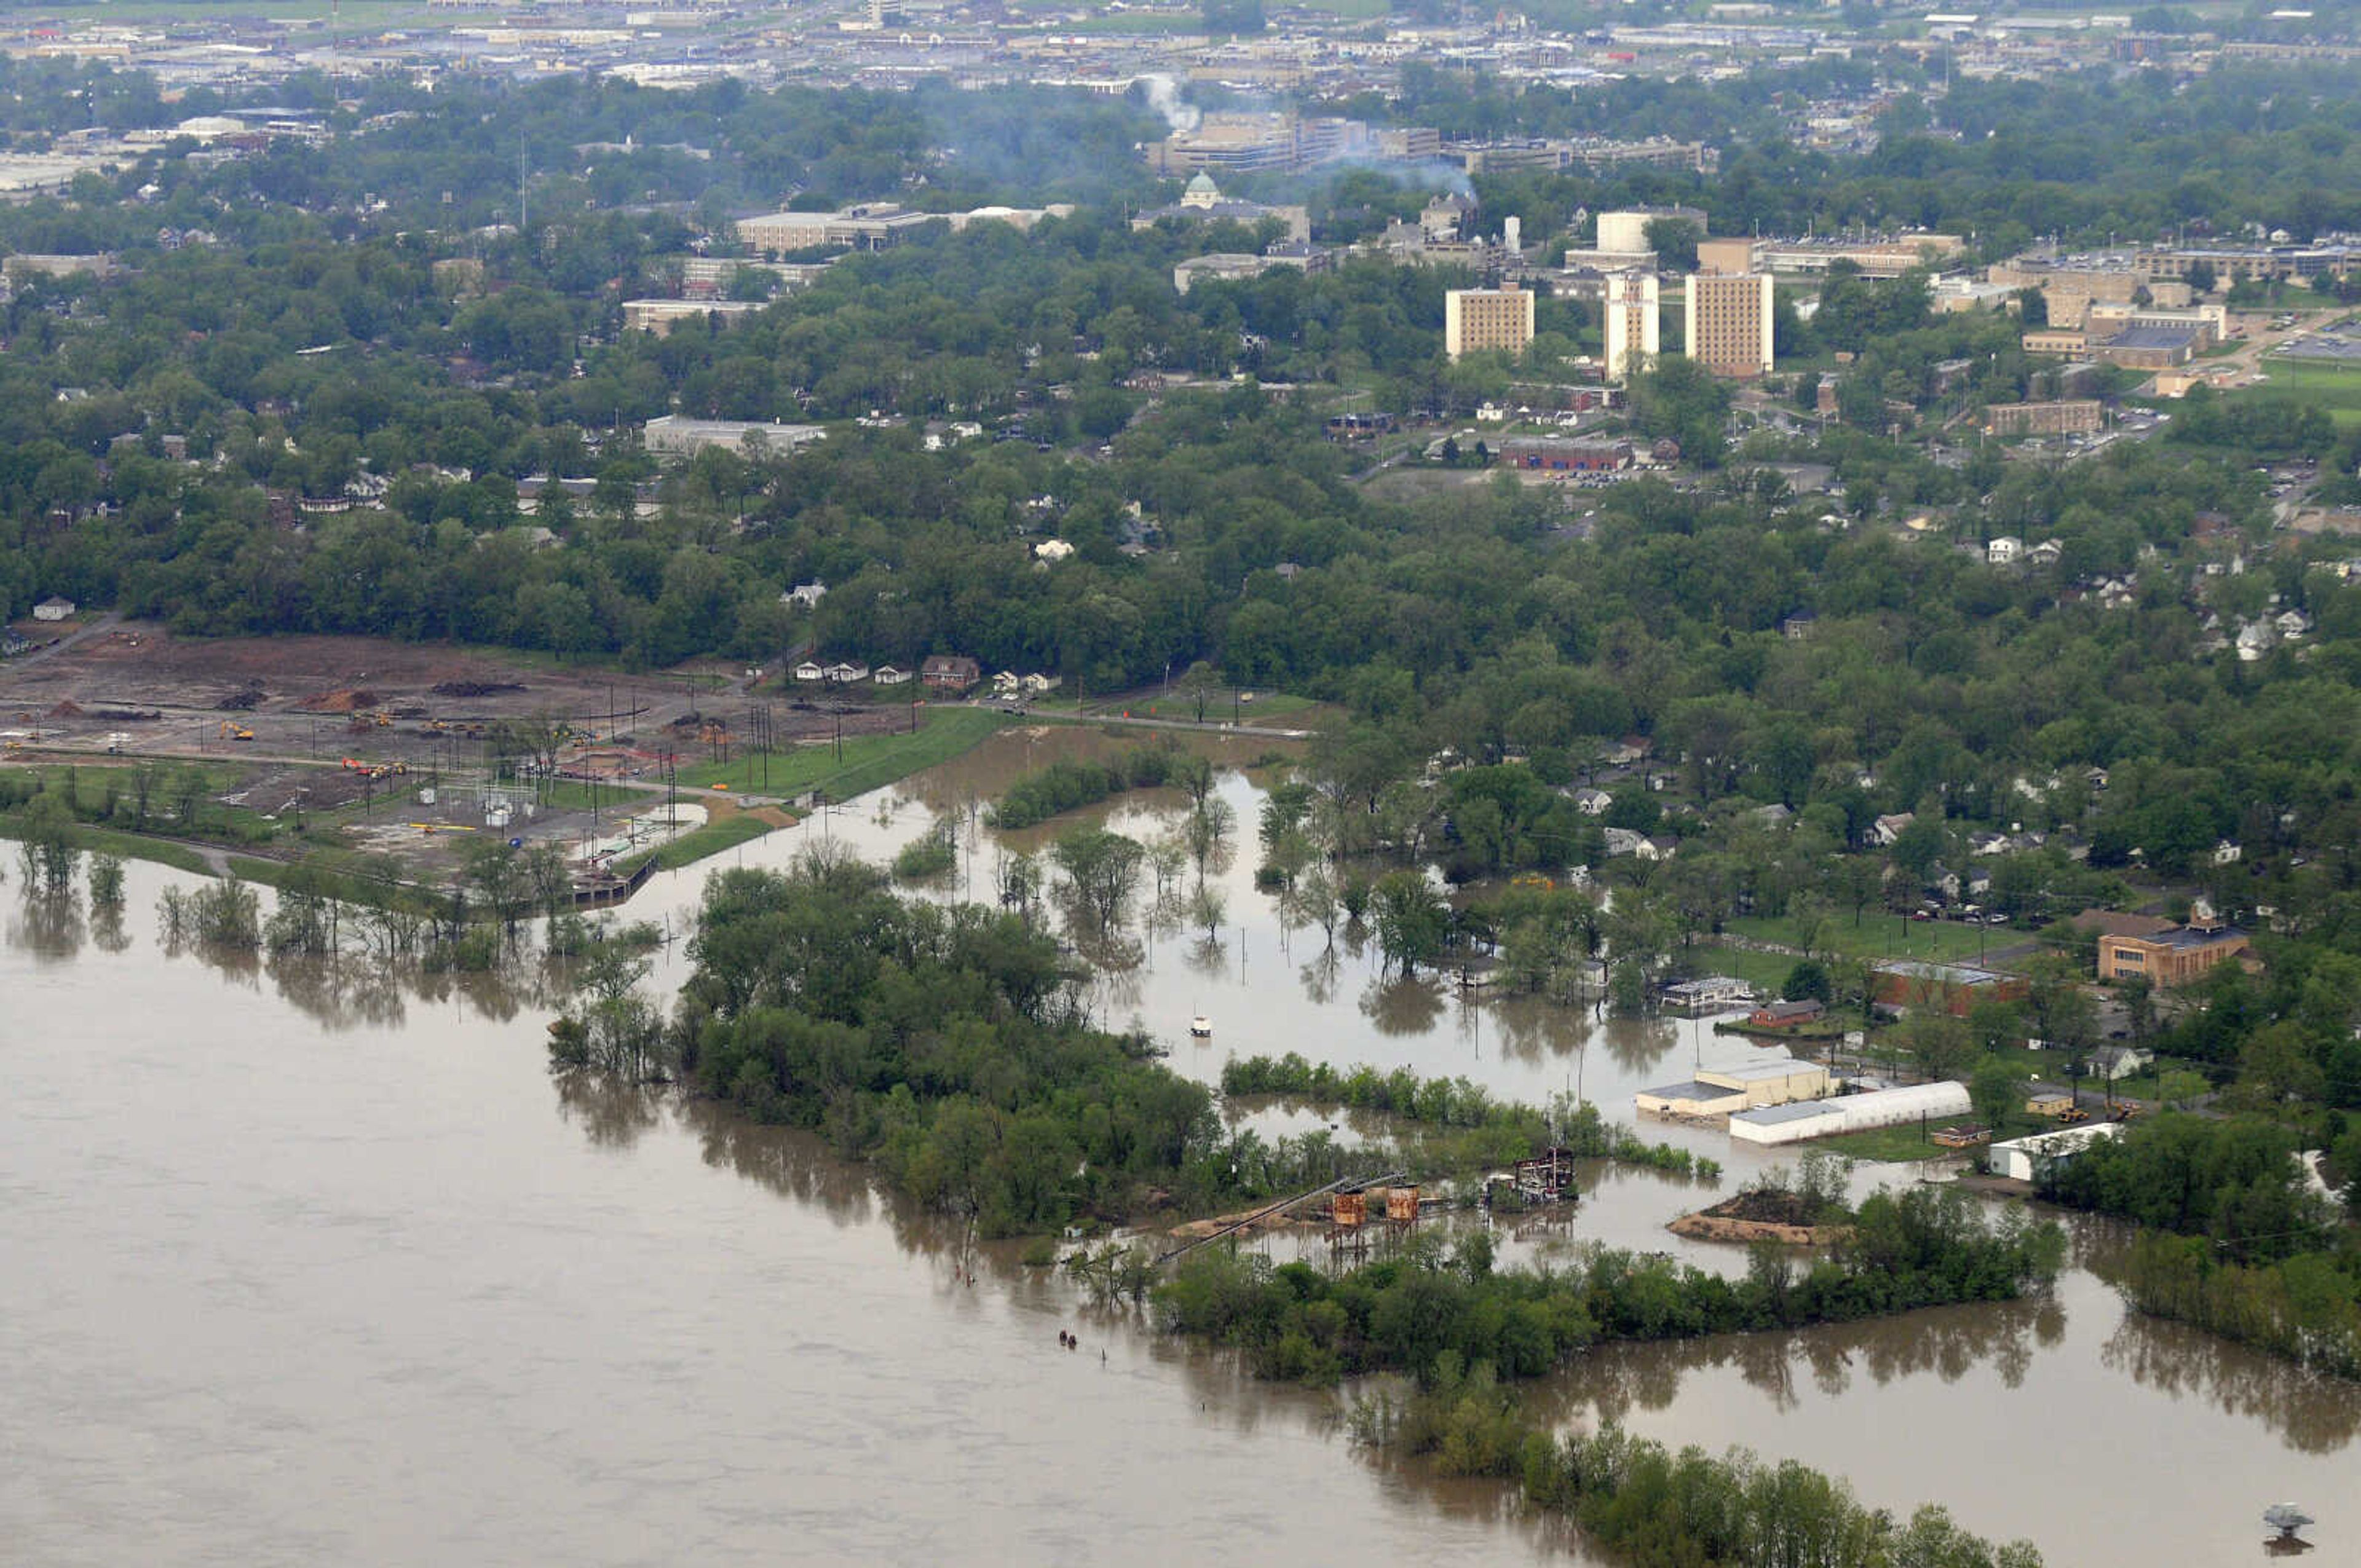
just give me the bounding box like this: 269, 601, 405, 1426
5, 733, 2355, 1566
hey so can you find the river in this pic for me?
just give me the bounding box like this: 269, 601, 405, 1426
4, 732, 2354, 1565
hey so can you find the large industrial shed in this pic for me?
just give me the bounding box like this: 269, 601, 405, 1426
1728, 1082, 1971, 1146
1988, 1121, 2123, 1183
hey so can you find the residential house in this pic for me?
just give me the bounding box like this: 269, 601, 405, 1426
1871, 812, 1916, 848
782, 581, 828, 610
793, 659, 826, 683
1033, 538, 1075, 562
32, 596, 76, 621
2091, 1044, 2154, 1082
1602, 738, 1650, 767
1986, 535, 2023, 567
1602, 827, 1668, 861
874, 664, 913, 687
1748, 998, 1826, 1028
1021, 672, 1064, 695
823, 661, 871, 684
1780, 610, 1817, 640
1570, 787, 1613, 816
920, 655, 980, 693
2028, 538, 2064, 567
2213, 838, 2244, 865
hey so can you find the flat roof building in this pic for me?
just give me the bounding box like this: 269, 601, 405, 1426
1635, 1057, 1831, 1119
1684, 270, 1774, 378
1872, 959, 2030, 1016
1596, 205, 1707, 256
2098, 919, 2251, 988
621, 299, 761, 337
1603, 270, 1660, 381
1728, 1081, 1972, 1146
641, 415, 825, 459
1444, 285, 1535, 361
1983, 400, 2103, 437
1500, 437, 1634, 473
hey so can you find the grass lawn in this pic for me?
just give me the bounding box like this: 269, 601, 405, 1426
2244, 356, 2361, 428
1685, 944, 1796, 993
1721, 911, 2006, 967
671, 706, 1002, 801
615, 811, 776, 875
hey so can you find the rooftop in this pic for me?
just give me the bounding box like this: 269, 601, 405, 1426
2105, 325, 2203, 349
1874, 959, 2014, 985
1730, 1101, 1833, 1127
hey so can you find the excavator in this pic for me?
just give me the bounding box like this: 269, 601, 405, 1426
218, 720, 255, 742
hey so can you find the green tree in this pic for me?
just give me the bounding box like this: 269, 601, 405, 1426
1372, 870, 1447, 977
1969, 1054, 2028, 1132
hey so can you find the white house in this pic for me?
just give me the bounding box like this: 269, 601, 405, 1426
1570, 787, 1613, 816
2213, 838, 2244, 865
1033, 538, 1075, 562
792, 659, 826, 682
1871, 811, 1916, 847
874, 664, 913, 686
782, 581, 828, 610
1602, 826, 1666, 861
32, 596, 75, 621
1986, 535, 2023, 567
1021, 672, 1063, 695
824, 660, 871, 684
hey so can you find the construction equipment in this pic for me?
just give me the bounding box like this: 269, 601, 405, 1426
219, 721, 255, 742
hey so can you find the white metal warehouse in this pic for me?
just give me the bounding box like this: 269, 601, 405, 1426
1728, 1081, 1972, 1146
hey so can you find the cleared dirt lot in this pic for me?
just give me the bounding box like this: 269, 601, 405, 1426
0, 623, 909, 885
1, 622, 906, 771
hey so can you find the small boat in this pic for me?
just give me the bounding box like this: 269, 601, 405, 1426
1188, 1015, 1212, 1038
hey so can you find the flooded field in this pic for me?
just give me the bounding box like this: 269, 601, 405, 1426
5, 732, 2355, 1564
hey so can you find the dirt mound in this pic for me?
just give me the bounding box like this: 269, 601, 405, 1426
1706, 1188, 1824, 1226
47, 699, 85, 718
430, 680, 525, 699
296, 688, 379, 713
1668, 1213, 1848, 1247
216, 681, 264, 711
90, 707, 162, 722
1667, 1187, 1851, 1247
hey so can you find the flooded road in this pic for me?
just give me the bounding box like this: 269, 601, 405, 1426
6, 733, 2357, 1564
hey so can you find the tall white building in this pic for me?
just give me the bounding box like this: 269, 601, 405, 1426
1603, 271, 1660, 381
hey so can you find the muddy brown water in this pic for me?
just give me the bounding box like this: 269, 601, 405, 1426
5, 735, 2355, 1564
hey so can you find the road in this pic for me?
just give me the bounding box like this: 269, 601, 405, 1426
986, 702, 1312, 743
3, 610, 122, 671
